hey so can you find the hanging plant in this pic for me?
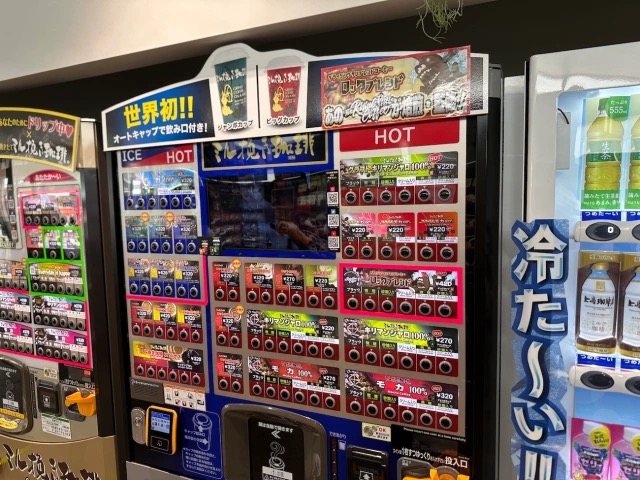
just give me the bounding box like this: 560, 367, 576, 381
417, 0, 463, 42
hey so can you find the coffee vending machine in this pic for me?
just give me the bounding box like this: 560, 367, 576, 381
103, 44, 502, 480
0, 111, 121, 479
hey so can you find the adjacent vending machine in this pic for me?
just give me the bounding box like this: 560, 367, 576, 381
501, 41, 640, 480
0, 111, 121, 479
103, 44, 503, 480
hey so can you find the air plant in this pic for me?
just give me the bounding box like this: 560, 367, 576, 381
417, 0, 464, 42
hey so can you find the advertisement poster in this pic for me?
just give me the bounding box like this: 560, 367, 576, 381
321, 47, 471, 129
0, 108, 79, 171
102, 44, 487, 150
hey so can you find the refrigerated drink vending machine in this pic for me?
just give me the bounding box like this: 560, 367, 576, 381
500, 41, 640, 480
0, 111, 121, 479
103, 44, 503, 480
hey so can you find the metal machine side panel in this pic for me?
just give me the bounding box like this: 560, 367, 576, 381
526, 41, 640, 220
0, 433, 117, 479
499, 75, 526, 480
126, 462, 193, 479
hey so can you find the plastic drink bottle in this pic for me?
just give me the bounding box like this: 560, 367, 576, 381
622, 267, 640, 349
585, 98, 624, 193
578, 262, 616, 352
628, 117, 640, 195
572, 421, 610, 480
612, 427, 640, 480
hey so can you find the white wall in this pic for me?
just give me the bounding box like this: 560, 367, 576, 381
0, 0, 492, 91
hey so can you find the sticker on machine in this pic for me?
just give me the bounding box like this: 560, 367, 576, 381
248, 417, 305, 480
41, 413, 71, 439
362, 422, 392, 442
164, 385, 206, 411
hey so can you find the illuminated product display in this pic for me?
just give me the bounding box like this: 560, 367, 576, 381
104, 43, 503, 480
0, 112, 121, 479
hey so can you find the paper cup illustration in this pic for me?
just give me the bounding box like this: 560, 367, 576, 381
267, 66, 302, 120
214, 57, 248, 125
193, 412, 212, 451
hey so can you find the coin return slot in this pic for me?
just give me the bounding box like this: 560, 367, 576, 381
420, 412, 433, 426
365, 351, 377, 364
440, 247, 455, 260
420, 246, 434, 260
399, 301, 413, 314
398, 189, 412, 203
400, 410, 413, 423
345, 191, 357, 204
362, 191, 375, 204
438, 188, 452, 201
380, 246, 393, 258
361, 245, 373, 258
439, 361, 452, 374
439, 417, 453, 430
383, 354, 395, 367
380, 190, 393, 203
438, 304, 452, 317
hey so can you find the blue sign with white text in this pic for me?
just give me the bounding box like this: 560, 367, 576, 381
201, 132, 327, 172
104, 80, 214, 149
511, 220, 570, 480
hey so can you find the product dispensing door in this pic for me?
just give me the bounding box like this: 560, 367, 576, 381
103, 44, 502, 480
0, 111, 120, 479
